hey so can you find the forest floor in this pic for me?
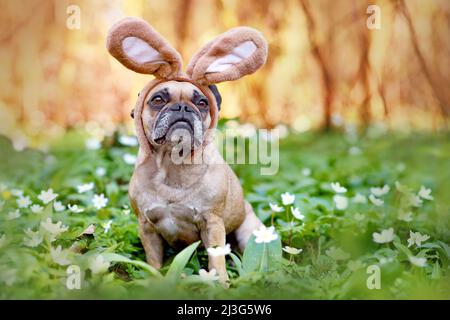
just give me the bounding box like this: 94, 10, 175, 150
0, 125, 449, 299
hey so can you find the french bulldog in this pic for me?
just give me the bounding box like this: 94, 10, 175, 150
106, 17, 268, 285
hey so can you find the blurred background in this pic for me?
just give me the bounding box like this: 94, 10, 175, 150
0, 0, 449, 149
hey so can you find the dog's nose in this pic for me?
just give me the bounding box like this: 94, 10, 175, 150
169, 104, 194, 113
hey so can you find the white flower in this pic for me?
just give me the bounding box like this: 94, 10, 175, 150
207, 243, 231, 257
119, 135, 138, 147
122, 209, 130, 215
95, 167, 106, 177
407, 231, 430, 248
11, 189, 24, 197
301, 168, 311, 176
370, 184, 390, 197
30, 204, 43, 214
281, 192, 295, 206
373, 228, 395, 244
369, 194, 384, 206
92, 194, 108, 210
0, 234, 7, 248
17, 195, 31, 208
269, 202, 283, 212
333, 195, 348, 210
409, 255, 427, 267
291, 207, 305, 220
37, 188, 58, 204
326, 247, 350, 260
398, 211, 413, 222
53, 201, 65, 212
331, 182, 347, 193
199, 268, 219, 281
123, 153, 137, 165
102, 220, 112, 233
68, 204, 83, 213
77, 182, 94, 193
89, 255, 110, 274
7, 210, 21, 220
41, 218, 68, 241
253, 225, 278, 244
50, 245, 71, 266
353, 193, 367, 204
23, 228, 43, 247
418, 186, 433, 201
282, 246, 303, 255
408, 194, 423, 207
85, 138, 101, 150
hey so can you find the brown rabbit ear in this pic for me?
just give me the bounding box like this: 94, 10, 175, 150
106, 17, 182, 79
186, 27, 268, 85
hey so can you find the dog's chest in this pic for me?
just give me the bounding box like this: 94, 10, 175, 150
144, 202, 203, 246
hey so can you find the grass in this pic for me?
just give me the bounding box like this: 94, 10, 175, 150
0, 124, 449, 299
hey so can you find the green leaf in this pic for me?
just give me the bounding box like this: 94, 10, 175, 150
101, 253, 162, 278
166, 241, 200, 280
242, 234, 282, 274
229, 252, 244, 276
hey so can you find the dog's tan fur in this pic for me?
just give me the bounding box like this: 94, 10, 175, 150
106, 18, 268, 285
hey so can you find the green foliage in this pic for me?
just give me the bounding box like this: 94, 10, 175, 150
0, 127, 450, 299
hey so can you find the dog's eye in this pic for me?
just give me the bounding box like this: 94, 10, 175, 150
151, 96, 165, 104
197, 99, 208, 108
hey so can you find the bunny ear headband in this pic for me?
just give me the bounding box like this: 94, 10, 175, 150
107, 17, 268, 84
106, 17, 268, 158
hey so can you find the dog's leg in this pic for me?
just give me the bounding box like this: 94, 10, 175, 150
234, 202, 263, 252
138, 214, 164, 269
201, 214, 229, 286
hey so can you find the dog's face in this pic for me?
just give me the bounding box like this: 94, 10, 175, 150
141, 81, 220, 151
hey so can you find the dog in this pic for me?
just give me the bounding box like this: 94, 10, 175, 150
106, 17, 268, 284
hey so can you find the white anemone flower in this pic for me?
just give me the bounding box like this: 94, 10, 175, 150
123, 153, 137, 165
89, 255, 110, 274
23, 228, 43, 247
333, 195, 348, 210
373, 228, 395, 244
281, 192, 295, 206
85, 138, 101, 150
409, 255, 427, 267
407, 231, 430, 248
37, 188, 58, 204
331, 182, 347, 193
207, 244, 231, 257
301, 168, 312, 176
353, 193, 367, 204
68, 204, 83, 213
16, 195, 31, 208
41, 218, 68, 241
408, 194, 423, 208
269, 202, 283, 212
53, 201, 65, 212
30, 204, 43, 214
199, 268, 219, 281
370, 184, 390, 197
95, 167, 106, 177
118, 135, 138, 146
369, 194, 384, 206
282, 246, 303, 255
50, 245, 71, 266
418, 186, 433, 201
92, 194, 108, 210
253, 225, 278, 244
291, 207, 305, 220
77, 182, 94, 193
